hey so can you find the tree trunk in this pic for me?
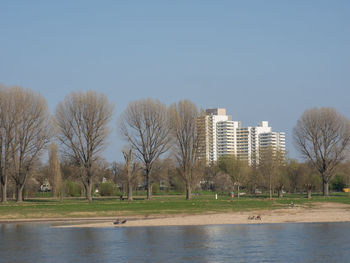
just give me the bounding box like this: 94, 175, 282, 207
128, 182, 133, 201
85, 178, 93, 202
323, 180, 329, 196
307, 188, 312, 199
186, 183, 192, 200
52, 175, 62, 199
278, 188, 283, 198
146, 171, 152, 200
15, 172, 28, 203
16, 184, 25, 203
145, 163, 152, 200
147, 184, 152, 200
1, 177, 7, 203
237, 184, 240, 199
269, 174, 272, 198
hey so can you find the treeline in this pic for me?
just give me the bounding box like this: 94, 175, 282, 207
1, 149, 349, 201
1, 85, 350, 202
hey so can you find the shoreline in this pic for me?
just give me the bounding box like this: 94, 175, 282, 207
53, 202, 350, 228
2, 202, 347, 228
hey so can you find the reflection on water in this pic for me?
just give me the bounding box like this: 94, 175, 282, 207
1, 222, 350, 263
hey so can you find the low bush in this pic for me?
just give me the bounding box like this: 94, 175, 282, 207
99, 182, 118, 196
152, 182, 160, 195
63, 180, 82, 197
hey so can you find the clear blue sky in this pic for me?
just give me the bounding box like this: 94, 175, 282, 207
1, 0, 349, 162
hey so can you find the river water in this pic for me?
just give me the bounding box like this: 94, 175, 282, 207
1, 222, 350, 263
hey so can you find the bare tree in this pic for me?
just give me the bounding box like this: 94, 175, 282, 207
119, 98, 171, 200
0, 86, 16, 203
259, 147, 285, 198
48, 143, 62, 198
110, 161, 123, 186
218, 155, 250, 198
213, 173, 233, 192
5, 87, 51, 202
55, 91, 114, 201
122, 148, 141, 201
169, 100, 203, 200
293, 107, 350, 196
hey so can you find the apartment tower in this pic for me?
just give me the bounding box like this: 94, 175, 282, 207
197, 109, 286, 165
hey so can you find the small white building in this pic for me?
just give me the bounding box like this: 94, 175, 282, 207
39, 179, 52, 192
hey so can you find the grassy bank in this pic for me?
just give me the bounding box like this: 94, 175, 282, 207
0, 193, 349, 220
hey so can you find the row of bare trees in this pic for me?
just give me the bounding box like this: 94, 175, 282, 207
0, 87, 202, 202
10, 148, 345, 201
112, 151, 350, 200
1, 83, 350, 202
119, 99, 205, 200
118, 103, 350, 199
0, 85, 114, 203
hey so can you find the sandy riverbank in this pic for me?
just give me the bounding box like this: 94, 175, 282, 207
53, 202, 350, 228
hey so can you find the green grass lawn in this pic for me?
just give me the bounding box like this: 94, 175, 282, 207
0, 192, 349, 220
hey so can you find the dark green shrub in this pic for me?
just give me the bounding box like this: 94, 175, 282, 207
152, 182, 160, 195
63, 180, 82, 197
99, 182, 118, 196
331, 174, 346, 192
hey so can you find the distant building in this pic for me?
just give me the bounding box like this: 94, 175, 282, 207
237, 121, 285, 165
197, 108, 285, 165
39, 179, 52, 192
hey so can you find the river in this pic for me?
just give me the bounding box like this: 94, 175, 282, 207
1, 222, 350, 262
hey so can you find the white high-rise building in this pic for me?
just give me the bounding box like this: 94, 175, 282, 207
259, 132, 286, 152
217, 120, 241, 158
237, 121, 275, 165
197, 109, 286, 165
197, 108, 230, 162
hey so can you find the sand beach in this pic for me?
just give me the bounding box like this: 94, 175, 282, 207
52, 202, 350, 228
